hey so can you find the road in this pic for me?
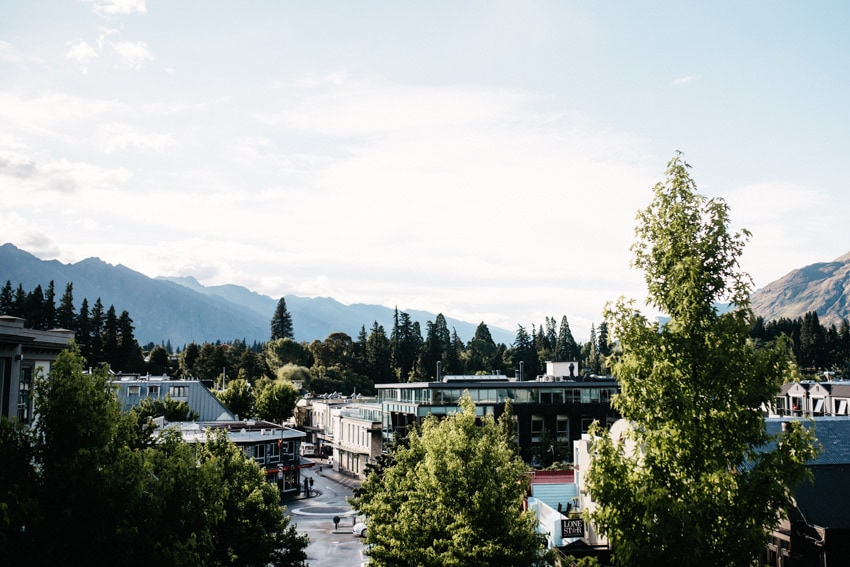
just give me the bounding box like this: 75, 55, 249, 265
285, 469, 367, 567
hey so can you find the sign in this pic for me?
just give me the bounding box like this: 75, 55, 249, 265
561, 518, 585, 538
277, 471, 283, 480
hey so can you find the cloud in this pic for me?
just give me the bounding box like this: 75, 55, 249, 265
0, 151, 132, 194
89, 0, 147, 16
672, 74, 701, 85
110, 40, 153, 69
97, 123, 177, 153
0, 41, 44, 66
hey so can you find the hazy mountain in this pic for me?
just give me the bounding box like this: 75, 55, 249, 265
750, 251, 850, 328
0, 243, 513, 346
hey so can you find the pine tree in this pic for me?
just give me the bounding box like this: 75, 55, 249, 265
270, 297, 294, 340
57, 282, 76, 330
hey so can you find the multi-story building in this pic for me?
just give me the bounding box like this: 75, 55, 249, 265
112, 374, 236, 421
298, 395, 352, 458
0, 315, 73, 424
376, 361, 620, 463
770, 380, 850, 417
330, 401, 382, 480
170, 419, 310, 495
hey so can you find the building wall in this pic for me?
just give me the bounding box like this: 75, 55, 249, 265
0, 316, 73, 423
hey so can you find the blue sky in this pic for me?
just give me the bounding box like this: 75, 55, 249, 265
2, 0, 849, 341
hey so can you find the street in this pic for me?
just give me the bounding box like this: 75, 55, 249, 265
285, 468, 367, 567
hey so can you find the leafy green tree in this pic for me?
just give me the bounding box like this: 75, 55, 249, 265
0, 419, 39, 567
276, 363, 312, 383
350, 394, 543, 567
364, 321, 394, 383
136, 396, 199, 422
585, 154, 819, 567
264, 337, 313, 373
270, 297, 294, 340
255, 380, 301, 424
203, 430, 309, 566
352, 395, 542, 567
31, 345, 123, 563
309, 332, 355, 369
5, 344, 309, 567
216, 378, 255, 419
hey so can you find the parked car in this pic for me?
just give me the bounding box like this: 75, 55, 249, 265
353, 522, 367, 537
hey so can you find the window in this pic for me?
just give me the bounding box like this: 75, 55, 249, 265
169, 385, 188, 398
269, 440, 280, 463
129, 385, 141, 395
149, 385, 160, 396
581, 417, 595, 433
540, 390, 564, 404
18, 366, 33, 424
531, 416, 544, 441
556, 416, 569, 440
254, 444, 265, 462
836, 399, 849, 416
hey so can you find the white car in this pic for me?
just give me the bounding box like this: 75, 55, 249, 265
353, 522, 367, 537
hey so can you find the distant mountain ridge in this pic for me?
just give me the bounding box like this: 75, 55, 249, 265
751, 251, 850, 328
0, 243, 513, 346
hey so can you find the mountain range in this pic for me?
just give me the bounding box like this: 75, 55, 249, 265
5, 242, 849, 347
0, 243, 514, 347
750, 251, 850, 328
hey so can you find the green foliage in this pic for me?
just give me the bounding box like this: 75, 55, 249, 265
271, 297, 294, 340
585, 154, 819, 566
216, 378, 255, 419
264, 338, 313, 373
136, 395, 199, 422
0, 344, 308, 566
350, 394, 544, 567
255, 380, 301, 423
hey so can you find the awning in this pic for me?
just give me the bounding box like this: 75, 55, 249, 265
264, 458, 316, 475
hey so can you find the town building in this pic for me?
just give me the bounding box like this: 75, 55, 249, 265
765, 417, 850, 566
112, 374, 235, 421
329, 400, 382, 480
375, 362, 620, 463
168, 419, 311, 495
770, 381, 850, 417
0, 315, 73, 423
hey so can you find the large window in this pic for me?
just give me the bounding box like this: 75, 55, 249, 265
531, 416, 545, 442
169, 385, 188, 398
556, 416, 569, 441
540, 390, 564, 404
18, 366, 32, 424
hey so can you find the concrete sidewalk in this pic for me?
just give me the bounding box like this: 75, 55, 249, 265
312, 458, 362, 491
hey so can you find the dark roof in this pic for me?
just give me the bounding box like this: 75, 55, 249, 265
794, 465, 850, 529
765, 417, 850, 466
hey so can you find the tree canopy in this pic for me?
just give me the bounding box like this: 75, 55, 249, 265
0, 344, 308, 567
349, 394, 544, 567
584, 154, 818, 566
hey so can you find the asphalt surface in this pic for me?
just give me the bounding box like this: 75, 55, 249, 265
285, 461, 367, 567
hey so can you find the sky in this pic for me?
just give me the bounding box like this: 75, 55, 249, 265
2, 1, 850, 342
